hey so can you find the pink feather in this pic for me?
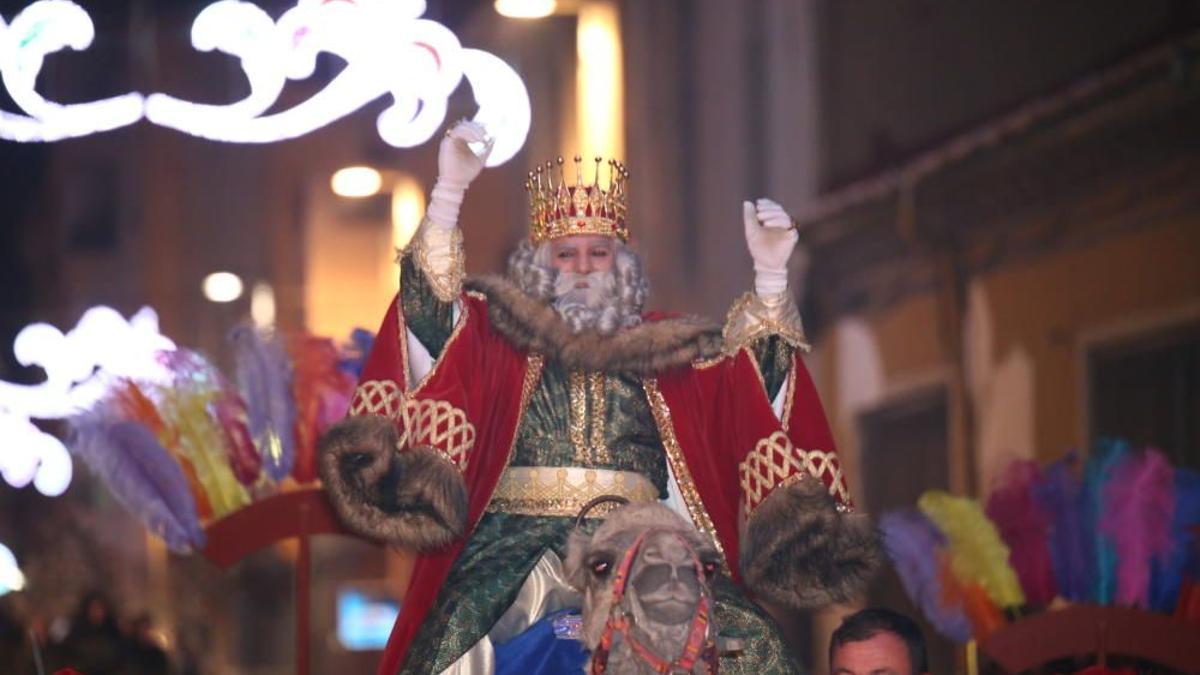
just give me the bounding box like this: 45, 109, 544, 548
986, 460, 1057, 605
1100, 448, 1175, 607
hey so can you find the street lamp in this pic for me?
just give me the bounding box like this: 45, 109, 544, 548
330, 166, 426, 252
494, 0, 557, 19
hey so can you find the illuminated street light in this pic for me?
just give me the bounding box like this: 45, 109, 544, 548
495, 0, 557, 19
331, 166, 384, 198
202, 271, 245, 303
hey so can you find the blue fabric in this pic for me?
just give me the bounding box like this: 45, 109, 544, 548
494, 610, 590, 675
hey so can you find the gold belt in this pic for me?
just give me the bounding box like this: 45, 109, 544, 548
486, 466, 660, 517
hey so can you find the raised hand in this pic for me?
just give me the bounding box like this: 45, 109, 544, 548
742, 197, 798, 296
437, 120, 495, 190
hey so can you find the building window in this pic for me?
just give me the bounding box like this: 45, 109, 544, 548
1089, 322, 1200, 469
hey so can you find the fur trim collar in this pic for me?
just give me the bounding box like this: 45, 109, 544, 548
465, 275, 723, 375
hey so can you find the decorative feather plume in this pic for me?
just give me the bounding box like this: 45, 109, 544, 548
880, 509, 973, 642
211, 392, 262, 487
1086, 439, 1129, 604
338, 328, 375, 378
230, 325, 296, 482
286, 333, 356, 484
1101, 448, 1175, 607
109, 378, 214, 519
919, 490, 1025, 609
1032, 457, 1093, 602
1099, 446, 1171, 605
159, 350, 251, 517
986, 460, 1057, 605
1150, 468, 1200, 612
69, 417, 205, 552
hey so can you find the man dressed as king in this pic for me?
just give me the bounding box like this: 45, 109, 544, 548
319, 122, 879, 674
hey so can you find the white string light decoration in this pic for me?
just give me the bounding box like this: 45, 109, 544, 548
0, 0, 144, 141
1, 0, 532, 165
0, 306, 177, 497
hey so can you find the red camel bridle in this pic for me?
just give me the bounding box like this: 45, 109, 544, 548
589, 528, 719, 674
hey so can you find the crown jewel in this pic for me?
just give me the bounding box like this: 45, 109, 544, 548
525, 155, 629, 244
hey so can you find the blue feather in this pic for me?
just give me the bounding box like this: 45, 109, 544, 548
880, 509, 973, 643
1150, 468, 1200, 611
229, 325, 296, 481
1033, 457, 1093, 602
1085, 439, 1129, 604
69, 417, 205, 552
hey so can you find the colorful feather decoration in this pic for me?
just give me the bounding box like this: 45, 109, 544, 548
338, 328, 375, 378
986, 460, 1057, 605
159, 350, 250, 518
230, 325, 296, 482
286, 333, 356, 484
880, 509, 973, 642
68, 416, 205, 552
1032, 457, 1093, 602
919, 490, 1025, 609
1085, 439, 1129, 604
211, 391, 262, 487
1150, 468, 1200, 612
1100, 448, 1175, 607
109, 379, 214, 519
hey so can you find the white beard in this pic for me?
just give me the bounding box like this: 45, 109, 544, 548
553, 270, 623, 333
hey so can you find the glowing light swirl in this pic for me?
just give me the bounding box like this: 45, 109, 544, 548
0, 0, 144, 141
1, 0, 531, 164
144, 0, 531, 166
0, 306, 177, 497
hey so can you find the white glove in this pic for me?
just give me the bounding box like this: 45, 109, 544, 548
742, 197, 798, 297
426, 120, 494, 229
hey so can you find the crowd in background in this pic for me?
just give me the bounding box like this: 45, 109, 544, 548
0, 591, 171, 675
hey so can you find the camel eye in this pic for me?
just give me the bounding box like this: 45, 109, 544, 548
702, 561, 718, 580
590, 556, 613, 578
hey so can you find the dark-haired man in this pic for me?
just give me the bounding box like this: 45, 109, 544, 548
830, 607, 930, 675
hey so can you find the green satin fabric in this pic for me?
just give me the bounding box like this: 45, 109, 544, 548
512, 361, 669, 497
401, 513, 802, 675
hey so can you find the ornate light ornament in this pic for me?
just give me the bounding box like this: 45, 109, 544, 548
0, 0, 531, 165
0, 306, 176, 497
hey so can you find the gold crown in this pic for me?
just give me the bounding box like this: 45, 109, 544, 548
525, 155, 629, 244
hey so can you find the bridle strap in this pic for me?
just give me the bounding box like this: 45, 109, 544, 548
591, 529, 718, 674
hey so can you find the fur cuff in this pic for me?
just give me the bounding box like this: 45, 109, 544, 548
739, 477, 880, 609
318, 415, 468, 552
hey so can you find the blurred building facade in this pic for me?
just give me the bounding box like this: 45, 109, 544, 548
2, 1, 1199, 673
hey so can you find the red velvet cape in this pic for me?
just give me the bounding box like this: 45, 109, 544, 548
351, 291, 843, 675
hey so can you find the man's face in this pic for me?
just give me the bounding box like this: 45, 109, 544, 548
549, 235, 616, 278
831, 632, 917, 675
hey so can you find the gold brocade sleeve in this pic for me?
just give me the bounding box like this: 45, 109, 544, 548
722, 290, 810, 355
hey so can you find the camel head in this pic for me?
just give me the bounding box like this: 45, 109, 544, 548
565, 499, 722, 674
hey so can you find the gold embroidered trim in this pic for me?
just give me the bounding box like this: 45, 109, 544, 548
589, 372, 607, 463
409, 218, 465, 303
738, 430, 849, 516
643, 378, 730, 571
348, 383, 475, 473
349, 379, 404, 418
399, 398, 476, 473
481, 354, 546, 514
485, 466, 659, 517
692, 353, 728, 370
722, 291, 811, 356
569, 370, 611, 464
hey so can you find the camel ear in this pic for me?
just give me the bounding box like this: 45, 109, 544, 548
563, 529, 593, 591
